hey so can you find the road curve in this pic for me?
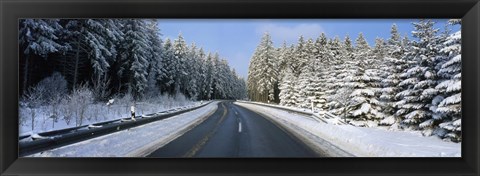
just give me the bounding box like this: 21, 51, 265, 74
147, 101, 321, 157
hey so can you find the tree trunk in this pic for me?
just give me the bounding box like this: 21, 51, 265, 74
73, 41, 80, 90
23, 56, 29, 94
31, 109, 35, 131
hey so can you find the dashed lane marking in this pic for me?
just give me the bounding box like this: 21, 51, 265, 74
238, 122, 242, 133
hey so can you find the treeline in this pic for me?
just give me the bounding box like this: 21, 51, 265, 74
19, 19, 247, 101
247, 19, 461, 142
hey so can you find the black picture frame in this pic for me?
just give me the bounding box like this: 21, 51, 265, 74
1, 0, 479, 175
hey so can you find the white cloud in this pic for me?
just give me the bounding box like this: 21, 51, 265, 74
256, 23, 326, 45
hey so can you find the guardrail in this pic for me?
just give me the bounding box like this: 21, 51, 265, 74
237, 101, 349, 125
313, 111, 349, 125
19, 101, 213, 157
237, 101, 312, 115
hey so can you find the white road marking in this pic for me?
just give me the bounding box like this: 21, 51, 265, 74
238, 122, 242, 133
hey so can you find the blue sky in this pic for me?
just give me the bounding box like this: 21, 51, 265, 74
157, 19, 460, 78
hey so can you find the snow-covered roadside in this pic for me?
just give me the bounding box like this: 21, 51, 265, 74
235, 102, 461, 157
19, 99, 205, 136
238, 100, 314, 114
28, 101, 219, 157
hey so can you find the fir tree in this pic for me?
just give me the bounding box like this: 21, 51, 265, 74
119, 19, 150, 99
346, 33, 385, 124
63, 19, 121, 89
159, 38, 177, 94
379, 24, 409, 126
19, 19, 65, 93
395, 19, 442, 134
247, 32, 278, 102
145, 20, 164, 98
435, 19, 462, 141
173, 34, 189, 94
279, 69, 296, 106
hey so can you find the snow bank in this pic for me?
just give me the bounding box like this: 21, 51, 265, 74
19, 99, 203, 136
235, 102, 461, 157
28, 101, 219, 157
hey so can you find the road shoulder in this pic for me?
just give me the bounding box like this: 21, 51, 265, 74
29, 101, 220, 157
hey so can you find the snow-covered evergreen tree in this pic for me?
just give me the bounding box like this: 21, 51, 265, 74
118, 19, 150, 99
345, 33, 385, 124
173, 34, 189, 95
311, 33, 329, 109
372, 38, 387, 60
296, 38, 317, 108
159, 38, 177, 94
212, 53, 225, 99
196, 48, 208, 99
379, 24, 409, 126
278, 69, 296, 106
324, 36, 347, 110
186, 43, 200, 100
19, 19, 65, 93
145, 20, 164, 98
204, 52, 215, 99
395, 19, 443, 134
247, 32, 278, 102
277, 41, 291, 81
63, 19, 121, 89
292, 36, 309, 77
435, 19, 462, 141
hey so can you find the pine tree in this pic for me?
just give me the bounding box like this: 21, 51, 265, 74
118, 19, 150, 99
235, 76, 248, 100
197, 48, 208, 99
325, 36, 346, 110
372, 38, 387, 60
297, 38, 317, 108
144, 20, 164, 98
295, 69, 312, 108
277, 42, 297, 106
19, 19, 65, 93
346, 33, 385, 123
204, 52, 215, 99
212, 53, 225, 99
277, 41, 290, 81
292, 36, 309, 77
311, 33, 329, 109
379, 24, 409, 126
159, 38, 177, 94
278, 69, 296, 106
247, 32, 278, 102
63, 19, 121, 89
247, 47, 259, 101
186, 43, 200, 99
395, 19, 442, 134
435, 19, 462, 141
173, 34, 189, 95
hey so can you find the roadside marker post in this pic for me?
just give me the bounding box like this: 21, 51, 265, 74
131, 105, 136, 121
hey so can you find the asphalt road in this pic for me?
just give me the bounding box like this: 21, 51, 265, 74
147, 101, 320, 157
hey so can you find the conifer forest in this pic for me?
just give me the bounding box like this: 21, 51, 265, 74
19, 19, 461, 145
247, 19, 461, 142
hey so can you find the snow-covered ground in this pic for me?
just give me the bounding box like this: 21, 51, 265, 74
238, 100, 315, 114
235, 102, 461, 157
19, 96, 204, 136
28, 101, 219, 157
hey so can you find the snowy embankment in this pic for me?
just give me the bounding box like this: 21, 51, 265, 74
29, 101, 219, 157
19, 96, 203, 136
235, 102, 460, 157
238, 100, 314, 114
